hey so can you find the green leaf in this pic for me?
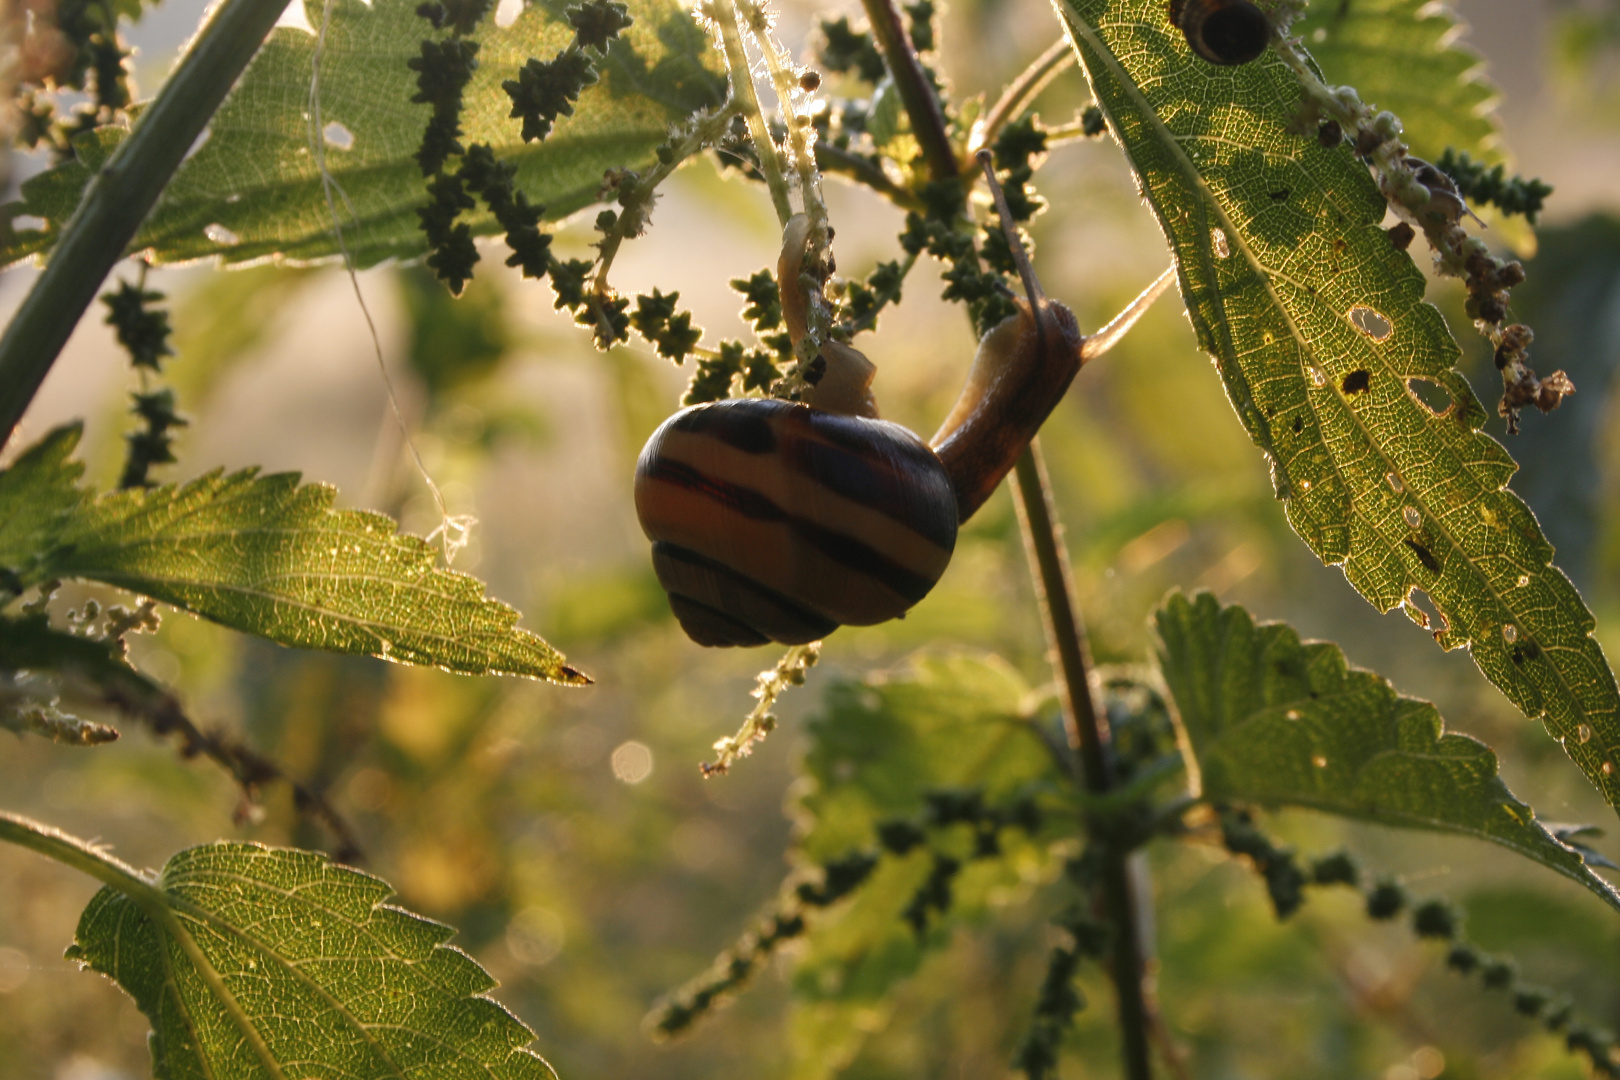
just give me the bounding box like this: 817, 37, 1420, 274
1155, 590, 1620, 914
1297, 0, 1498, 167
1053, 0, 1620, 815
63, 838, 556, 1080
1295, 0, 1533, 250
0, 423, 87, 579
0, 425, 585, 683
789, 653, 1063, 1079
0, 0, 724, 269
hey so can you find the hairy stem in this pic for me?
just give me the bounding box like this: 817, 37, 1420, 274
979, 37, 1075, 152
814, 142, 923, 210
0, 810, 165, 907
1010, 441, 1155, 1080
0, 0, 292, 446
705, 0, 794, 224
859, 0, 958, 181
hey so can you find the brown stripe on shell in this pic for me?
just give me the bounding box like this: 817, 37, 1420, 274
653, 542, 837, 646
635, 400, 958, 629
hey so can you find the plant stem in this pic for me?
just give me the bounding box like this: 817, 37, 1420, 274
978, 37, 1076, 152
859, 0, 958, 181
0, 810, 165, 906
814, 142, 923, 211
707, 0, 794, 225
0, 0, 292, 446
1010, 441, 1155, 1080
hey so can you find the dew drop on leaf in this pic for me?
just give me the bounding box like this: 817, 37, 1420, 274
1403, 507, 1421, 529
1299, 478, 1312, 492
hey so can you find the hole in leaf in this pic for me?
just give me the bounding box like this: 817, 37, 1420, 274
1406, 378, 1452, 416
496, 0, 522, 26
184, 127, 211, 162
323, 121, 355, 149
1403, 587, 1448, 635
275, 1, 315, 31
12, 214, 46, 231
1348, 306, 1393, 341
1403, 538, 1440, 573
204, 223, 241, 246
1211, 228, 1229, 258
1340, 369, 1370, 395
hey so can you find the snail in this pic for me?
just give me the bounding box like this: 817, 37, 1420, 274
635, 154, 1174, 647
1168, 0, 1272, 66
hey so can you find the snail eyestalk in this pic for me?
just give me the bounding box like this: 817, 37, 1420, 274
1079, 265, 1178, 364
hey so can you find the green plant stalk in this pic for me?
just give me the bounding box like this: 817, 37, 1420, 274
859, 0, 959, 181
1011, 443, 1156, 1080
706, 0, 794, 225
0, 810, 164, 906
0, 0, 293, 445
979, 37, 1076, 152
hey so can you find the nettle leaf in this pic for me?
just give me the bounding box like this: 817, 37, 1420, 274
1156, 591, 1620, 914
1298, 0, 1499, 166
1296, 0, 1533, 249
0, 425, 584, 683
0, 0, 724, 268
0, 424, 86, 579
790, 653, 1062, 1077
64, 839, 555, 1079
1053, 0, 1620, 814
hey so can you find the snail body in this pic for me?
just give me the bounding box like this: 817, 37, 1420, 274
637, 157, 1172, 647
1169, 0, 1271, 66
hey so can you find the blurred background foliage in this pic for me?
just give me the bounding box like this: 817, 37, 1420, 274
4, 0, 1620, 1078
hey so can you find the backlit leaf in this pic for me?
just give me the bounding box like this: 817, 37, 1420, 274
1296, 0, 1533, 250
1156, 590, 1620, 914
64, 839, 555, 1079
1052, 0, 1620, 814
0, 0, 724, 268
789, 653, 1062, 1079
0, 425, 585, 682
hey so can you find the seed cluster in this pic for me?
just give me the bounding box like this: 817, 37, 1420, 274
1223, 808, 1620, 1076
648, 784, 1043, 1039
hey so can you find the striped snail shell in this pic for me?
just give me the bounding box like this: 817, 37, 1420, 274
1169, 0, 1272, 66
636, 156, 1168, 648
635, 398, 959, 647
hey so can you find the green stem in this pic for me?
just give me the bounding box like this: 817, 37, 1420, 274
814, 142, 923, 211
859, 0, 958, 182
0, 810, 165, 907
707, 0, 794, 225
0, 0, 293, 445
979, 37, 1075, 152
1009, 442, 1155, 1080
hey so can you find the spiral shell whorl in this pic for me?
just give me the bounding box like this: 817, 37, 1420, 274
634, 399, 958, 646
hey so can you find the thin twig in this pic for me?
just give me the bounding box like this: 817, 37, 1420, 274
1010, 442, 1156, 1080
0, 0, 292, 446
859, 0, 958, 181
814, 141, 923, 210
977, 38, 1076, 153
705, 0, 794, 224
85, 665, 364, 862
